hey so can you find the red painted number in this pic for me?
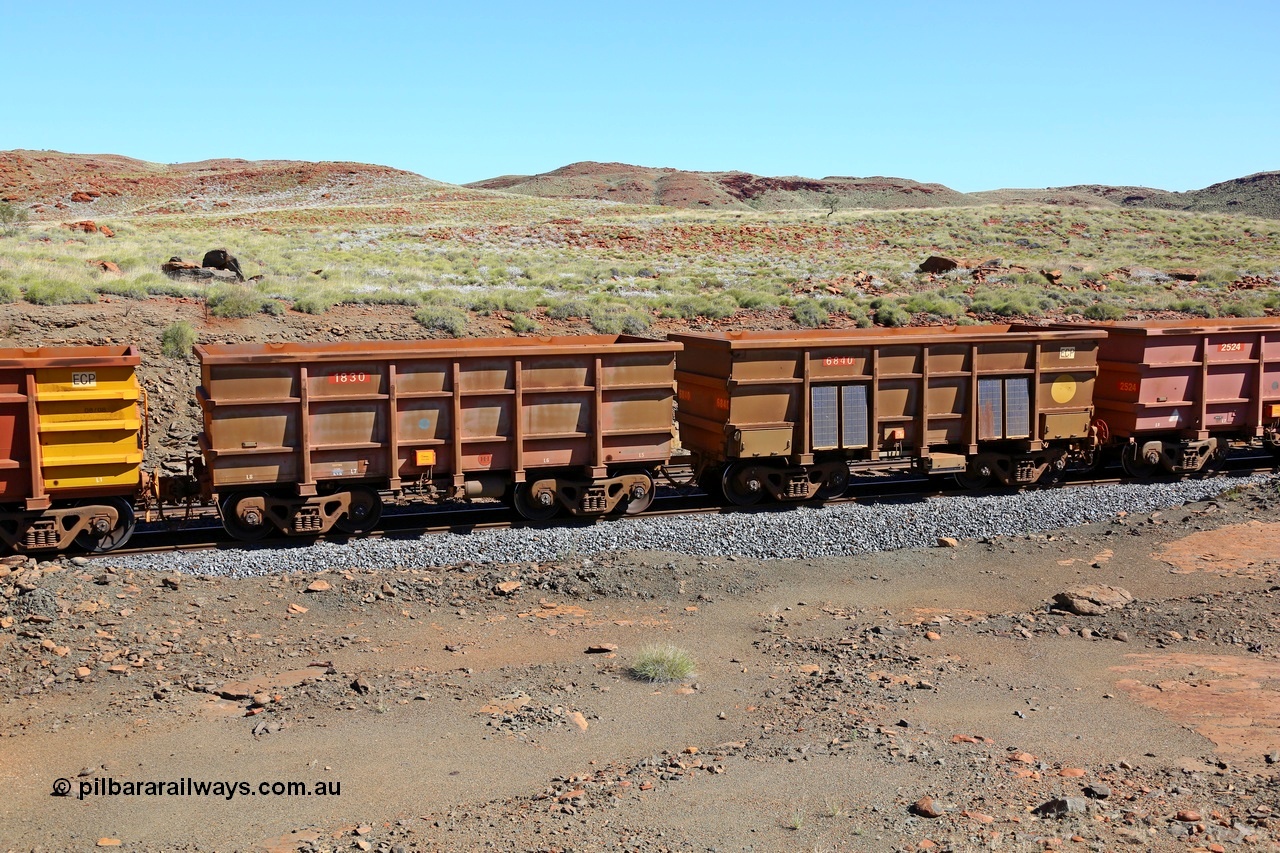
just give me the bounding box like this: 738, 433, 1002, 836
1117, 381, 1138, 393
328, 371, 370, 384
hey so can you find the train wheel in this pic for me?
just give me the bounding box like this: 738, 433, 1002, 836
721, 462, 765, 506
220, 492, 272, 542
1120, 445, 1157, 479
73, 498, 136, 553
953, 470, 993, 490
814, 466, 849, 500
513, 483, 559, 521
334, 486, 383, 535
623, 476, 655, 515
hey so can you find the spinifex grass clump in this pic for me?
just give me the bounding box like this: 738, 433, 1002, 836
631, 644, 696, 683
160, 321, 198, 359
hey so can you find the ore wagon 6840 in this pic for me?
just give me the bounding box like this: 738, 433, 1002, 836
194, 334, 681, 539
670, 325, 1106, 504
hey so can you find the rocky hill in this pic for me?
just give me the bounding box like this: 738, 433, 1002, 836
468, 161, 970, 211
472, 161, 1280, 217
0, 150, 455, 219
3, 150, 1276, 219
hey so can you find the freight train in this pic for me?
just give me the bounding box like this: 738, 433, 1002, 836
1, 319, 1278, 554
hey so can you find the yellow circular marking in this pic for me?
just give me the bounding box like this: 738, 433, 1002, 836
1051, 374, 1077, 404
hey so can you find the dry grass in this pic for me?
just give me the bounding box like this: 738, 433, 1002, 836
0, 196, 1277, 328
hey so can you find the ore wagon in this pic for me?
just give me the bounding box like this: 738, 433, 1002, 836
194, 335, 681, 538
669, 326, 1105, 503
0, 345, 145, 553
1053, 318, 1280, 475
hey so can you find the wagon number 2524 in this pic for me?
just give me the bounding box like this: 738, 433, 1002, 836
1219, 342, 1244, 352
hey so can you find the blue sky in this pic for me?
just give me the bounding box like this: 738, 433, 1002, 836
4, 1, 1276, 192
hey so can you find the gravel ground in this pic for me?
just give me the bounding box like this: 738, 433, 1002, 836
115, 474, 1278, 577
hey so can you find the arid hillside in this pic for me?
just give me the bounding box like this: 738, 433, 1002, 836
469, 161, 971, 211
0, 150, 463, 219
472, 161, 1280, 217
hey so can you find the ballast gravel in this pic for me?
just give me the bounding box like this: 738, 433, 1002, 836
116, 475, 1277, 578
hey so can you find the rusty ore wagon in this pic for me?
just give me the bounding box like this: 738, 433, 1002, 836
0, 345, 145, 552
1049, 318, 1280, 475
195, 335, 681, 539
669, 326, 1106, 504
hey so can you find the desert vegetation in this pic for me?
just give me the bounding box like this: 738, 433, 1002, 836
1, 191, 1278, 332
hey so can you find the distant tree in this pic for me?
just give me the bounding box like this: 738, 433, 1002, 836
0, 201, 29, 236
822, 192, 841, 219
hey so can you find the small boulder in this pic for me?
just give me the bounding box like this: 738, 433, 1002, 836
1034, 797, 1089, 817
1053, 584, 1133, 616
918, 256, 959, 274
911, 796, 943, 818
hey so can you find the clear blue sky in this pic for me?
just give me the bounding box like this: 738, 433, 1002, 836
4, 1, 1276, 192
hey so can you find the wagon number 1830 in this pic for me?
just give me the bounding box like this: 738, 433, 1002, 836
328, 371, 370, 384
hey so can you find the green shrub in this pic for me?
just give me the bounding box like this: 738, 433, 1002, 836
24, 280, 97, 305
160, 321, 198, 360
414, 306, 469, 336
874, 303, 910, 327
902, 292, 965, 319
1222, 298, 1266, 318
793, 300, 828, 327
0, 281, 17, 303
293, 293, 339, 314
94, 279, 150, 299
589, 309, 623, 334
1082, 302, 1126, 321
630, 644, 696, 683
1172, 299, 1216, 318
620, 312, 650, 334
207, 285, 266, 318
0, 201, 29, 236
509, 313, 540, 334
547, 299, 589, 320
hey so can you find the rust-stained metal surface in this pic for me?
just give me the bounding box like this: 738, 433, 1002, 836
1072, 318, 1280, 441
0, 345, 143, 507
670, 326, 1104, 475
0, 345, 143, 552
195, 336, 681, 500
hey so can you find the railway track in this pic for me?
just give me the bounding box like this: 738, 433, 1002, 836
89, 455, 1278, 560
